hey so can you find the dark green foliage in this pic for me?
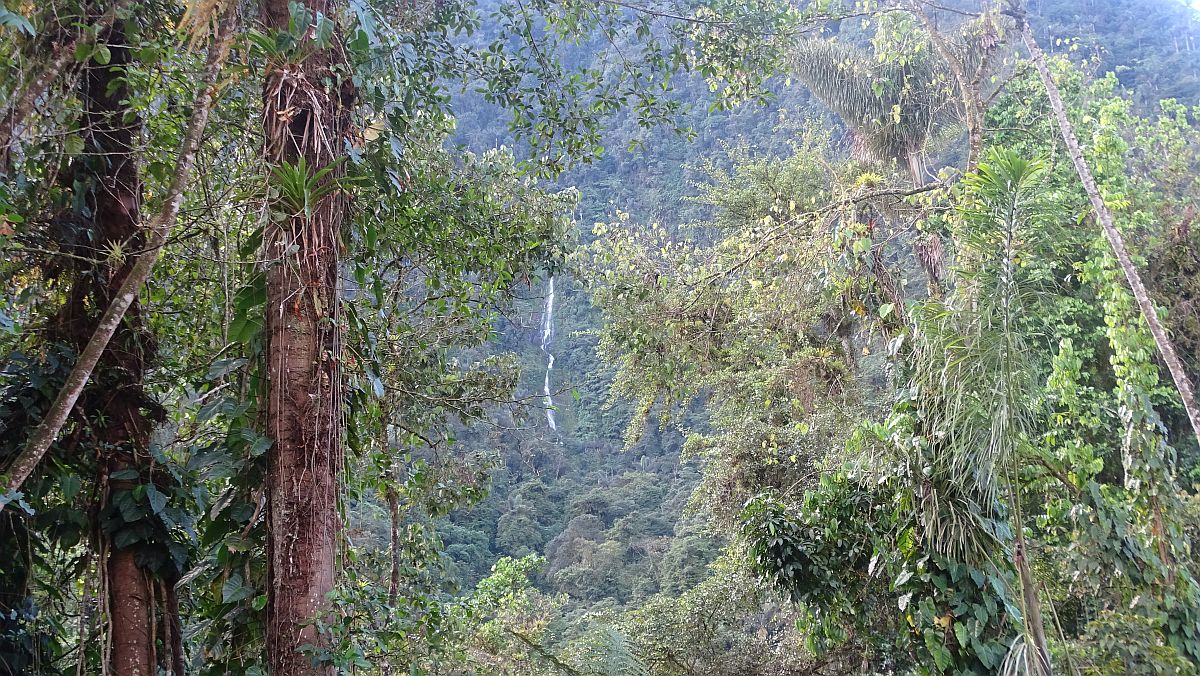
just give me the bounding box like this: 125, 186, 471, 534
1029, 0, 1200, 106
3, 0, 1200, 673
742, 472, 1017, 673
743, 477, 878, 618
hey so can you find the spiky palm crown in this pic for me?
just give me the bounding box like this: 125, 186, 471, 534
907, 149, 1058, 563
788, 14, 996, 172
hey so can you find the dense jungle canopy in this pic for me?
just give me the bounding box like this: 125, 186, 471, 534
3, 0, 1200, 674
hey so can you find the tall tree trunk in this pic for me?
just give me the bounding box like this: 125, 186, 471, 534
107, 542, 156, 673
74, 24, 166, 675
1018, 18, 1200, 448
258, 0, 354, 672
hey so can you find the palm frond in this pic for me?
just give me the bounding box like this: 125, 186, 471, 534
902, 149, 1059, 562
788, 13, 999, 177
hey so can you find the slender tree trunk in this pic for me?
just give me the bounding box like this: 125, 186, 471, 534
1019, 20, 1200, 448
387, 485, 401, 608
258, 0, 354, 672
0, 39, 78, 164
1, 14, 236, 500
381, 482, 401, 676
1014, 530, 1052, 675
164, 581, 185, 675
1150, 496, 1175, 587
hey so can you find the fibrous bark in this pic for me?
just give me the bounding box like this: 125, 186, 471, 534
257, 0, 354, 672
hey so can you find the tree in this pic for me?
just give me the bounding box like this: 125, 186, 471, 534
1, 6, 234, 672
1015, 8, 1200, 449
69, 23, 172, 672
251, 0, 354, 670
904, 150, 1057, 673
2, 10, 235, 498
788, 9, 999, 183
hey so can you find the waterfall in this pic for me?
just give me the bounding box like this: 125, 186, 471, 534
540, 276, 557, 431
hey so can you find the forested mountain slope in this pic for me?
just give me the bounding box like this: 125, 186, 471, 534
2, 0, 1200, 673
441, 0, 1200, 637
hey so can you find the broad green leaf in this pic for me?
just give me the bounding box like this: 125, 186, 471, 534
146, 485, 168, 515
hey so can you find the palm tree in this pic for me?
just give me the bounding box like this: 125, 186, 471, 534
788, 13, 998, 184
786, 14, 1001, 304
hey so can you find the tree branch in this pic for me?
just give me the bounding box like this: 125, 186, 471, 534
0, 2, 129, 167
1018, 13, 1200, 449
2, 10, 238, 501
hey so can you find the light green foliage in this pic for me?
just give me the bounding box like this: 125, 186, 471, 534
459, 554, 573, 674
4, 0, 1200, 673
904, 150, 1058, 561
581, 132, 903, 528
619, 554, 813, 675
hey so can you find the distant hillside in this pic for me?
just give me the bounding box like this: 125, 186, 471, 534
444, 0, 1200, 613
1030, 0, 1200, 104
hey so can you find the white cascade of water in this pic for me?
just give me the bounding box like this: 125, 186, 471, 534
539, 276, 557, 430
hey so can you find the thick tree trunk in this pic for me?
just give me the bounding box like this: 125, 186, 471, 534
258, 0, 353, 672
108, 545, 156, 674
76, 24, 163, 675
2, 13, 235, 500
1020, 21, 1200, 448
